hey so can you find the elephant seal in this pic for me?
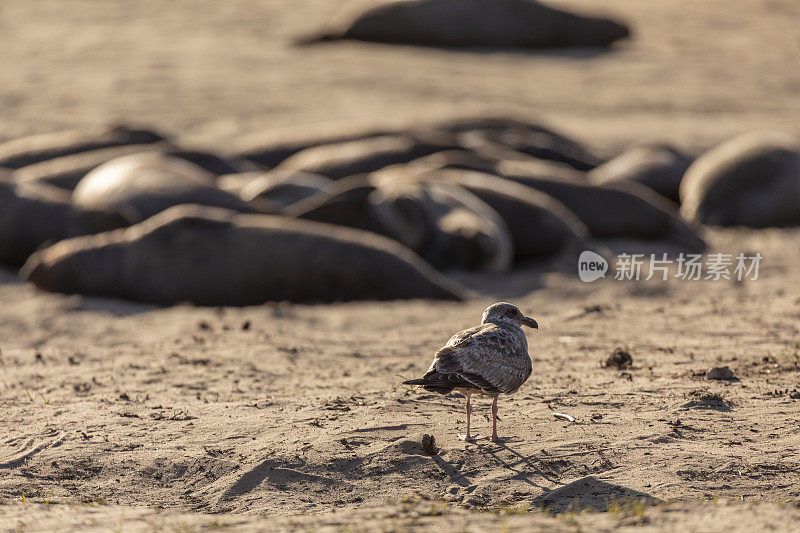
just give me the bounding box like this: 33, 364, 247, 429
12, 144, 172, 190
494, 157, 590, 184
0, 124, 165, 169
377, 167, 591, 260
163, 150, 261, 176
415, 150, 690, 250
498, 168, 705, 249
21, 205, 466, 304
283, 175, 378, 228
680, 132, 800, 227
458, 127, 602, 171
0, 181, 126, 267
274, 134, 452, 180
409, 148, 590, 185
224, 115, 582, 168
415, 115, 601, 171
588, 144, 692, 203
226, 121, 394, 168
72, 153, 259, 223
368, 181, 513, 272
408, 149, 499, 174
287, 175, 513, 272
13, 143, 259, 192
425, 115, 568, 136
217, 172, 264, 197
239, 170, 334, 212
302, 0, 629, 49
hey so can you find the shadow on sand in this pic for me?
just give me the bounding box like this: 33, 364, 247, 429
2, 266, 155, 316
450, 262, 548, 299
531, 475, 660, 513
465, 442, 658, 512
301, 39, 625, 61
479, 441, 564, 489
64, 296, 158, 317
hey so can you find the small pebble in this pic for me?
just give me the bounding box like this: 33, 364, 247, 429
707, 366, 735, 380
604, 348, 632, 369
421, 434, 437, 455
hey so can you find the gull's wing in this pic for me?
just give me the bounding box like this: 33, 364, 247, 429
422, 323, 531, 394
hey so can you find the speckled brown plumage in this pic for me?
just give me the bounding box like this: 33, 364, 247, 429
403, 302, 537, 442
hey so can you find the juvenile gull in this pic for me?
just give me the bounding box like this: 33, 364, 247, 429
403, 302, 536, 442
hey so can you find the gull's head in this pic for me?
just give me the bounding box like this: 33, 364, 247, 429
481, 302, 538, 329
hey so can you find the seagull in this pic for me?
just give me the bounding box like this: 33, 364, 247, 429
403, 302, 537, 443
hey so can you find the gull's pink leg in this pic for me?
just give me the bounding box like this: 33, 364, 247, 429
459, 394, 481, 441
466, 395, 472, 437
491, 396, 521, 443
491, 396, 499, 442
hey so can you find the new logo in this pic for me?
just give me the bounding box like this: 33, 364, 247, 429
578, 251, 608, 282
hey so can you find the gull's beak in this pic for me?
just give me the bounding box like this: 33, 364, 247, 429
523, 316, 538, 329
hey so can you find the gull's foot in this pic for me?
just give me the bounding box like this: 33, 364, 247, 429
459, 433, 485, 442
490, 435, 522, 443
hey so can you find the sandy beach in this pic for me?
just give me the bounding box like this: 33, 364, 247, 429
1, 0, 800, 530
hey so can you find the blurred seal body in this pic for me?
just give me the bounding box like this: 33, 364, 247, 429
500, 170, 706, 250
275, 134, 451, 180
407, 169, 591, 260
72, 153, 258, 223
21, 205, 466, 305
239, 170, 333, 212
369, 181, 513, 272
588, 144, 692, 203
0, 180, 126, 267
680, 132, 800, 227
305, 0, 629, 49
0, 124, 165, 169
289, 176, 513, 272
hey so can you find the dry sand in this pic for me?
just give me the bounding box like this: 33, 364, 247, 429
2, 228, 800, 531
1, 0, 800, 531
